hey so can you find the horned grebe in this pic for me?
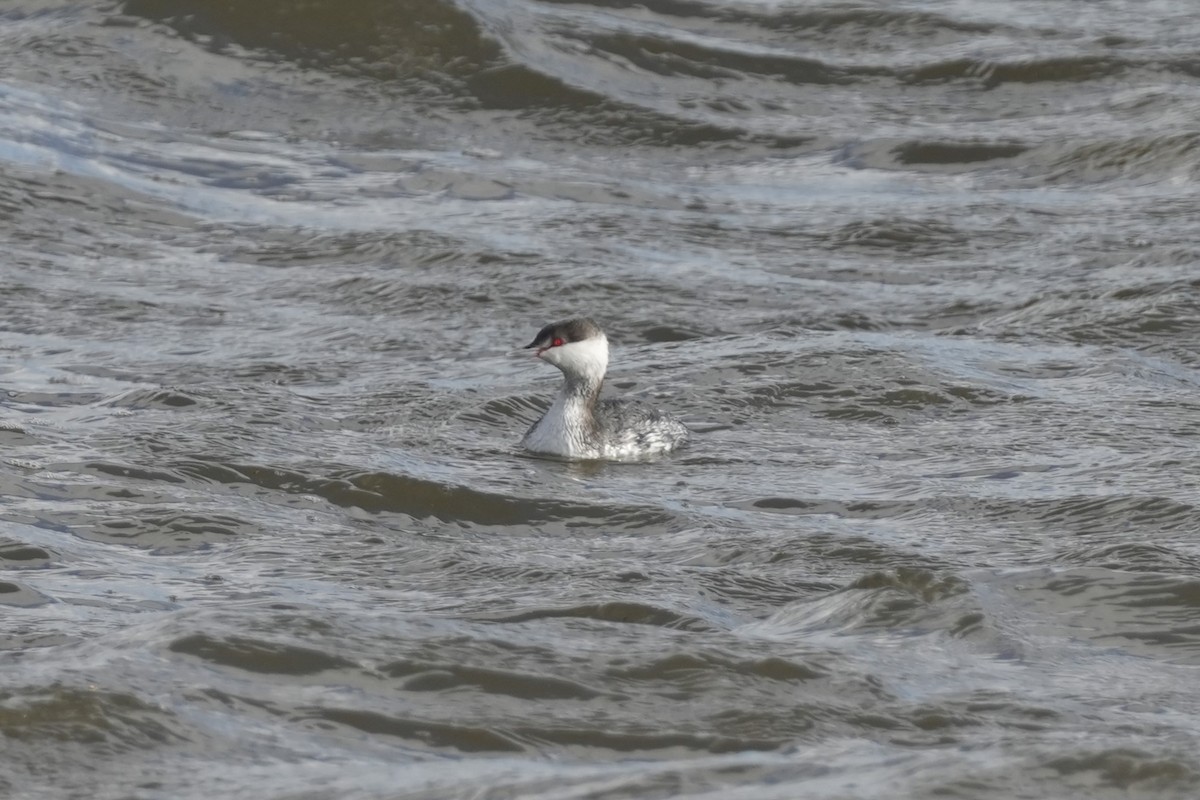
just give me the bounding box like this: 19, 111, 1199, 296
520, 318, 690, 460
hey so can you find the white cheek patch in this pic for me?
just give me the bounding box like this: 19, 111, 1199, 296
547, 337, 608, 376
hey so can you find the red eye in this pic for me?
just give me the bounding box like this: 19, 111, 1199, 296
552, 337, 564, 347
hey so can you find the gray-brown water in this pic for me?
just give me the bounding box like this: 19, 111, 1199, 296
3, 1, 1200, 797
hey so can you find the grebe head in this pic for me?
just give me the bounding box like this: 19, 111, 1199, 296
524, 317, 608, 381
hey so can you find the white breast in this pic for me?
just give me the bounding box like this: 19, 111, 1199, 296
521, 395, 596, 458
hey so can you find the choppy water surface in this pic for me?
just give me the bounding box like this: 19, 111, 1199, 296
3, 1, 1200, 797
